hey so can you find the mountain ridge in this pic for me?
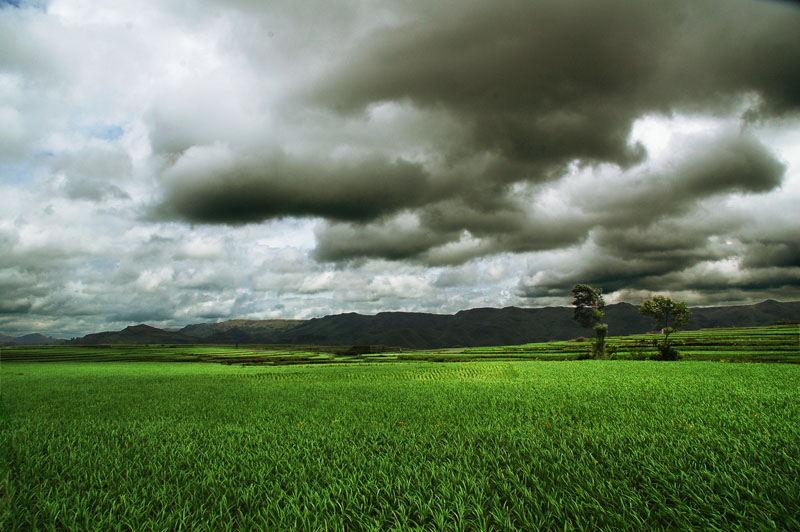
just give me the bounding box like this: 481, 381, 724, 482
53, 300, 800, 349
0, 332, 66, 347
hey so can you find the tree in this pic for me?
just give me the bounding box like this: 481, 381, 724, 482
639, 295, 691, 360
571, 283, 607, 359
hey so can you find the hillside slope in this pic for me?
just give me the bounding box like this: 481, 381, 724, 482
73, 324, 197, 345
0, 333, 65, 347
65, 300, 800, 349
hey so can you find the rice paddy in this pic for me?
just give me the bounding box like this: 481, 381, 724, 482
1, 325, 798, 530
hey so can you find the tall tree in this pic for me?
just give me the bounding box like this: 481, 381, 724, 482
571, 283, 607, 358
639, 295, 691, 360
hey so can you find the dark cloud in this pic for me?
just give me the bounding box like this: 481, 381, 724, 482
148, 0, 795, 266
677, 268, 800, 293
587, 132, 785, 227
309, 0, 800, 166
149, 1, 799, 220
518, 215, 800, 304
519, 253, 702, 299
307, 0, 658, 169
421, 204, 591, 257
0, 298, 33, 314
419, 200, 529, 237
0, 265, 48, 315
314, 130, 785, 265
150, 146, 435, 224
145, 0, 798, 269
591, 222, 734, 259
313, 217, 457, 262
741, 240, 800, 269
314, 201, 593, 265
676, 133, 785, 195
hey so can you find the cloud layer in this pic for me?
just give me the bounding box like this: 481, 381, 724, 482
1, 0, 799, 336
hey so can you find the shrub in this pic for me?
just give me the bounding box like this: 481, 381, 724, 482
651, 343, 680, 361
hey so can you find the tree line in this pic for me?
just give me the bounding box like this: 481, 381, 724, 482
571, 284, 691, 361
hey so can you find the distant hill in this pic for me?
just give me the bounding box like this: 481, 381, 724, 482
250, 301, 798, 348
63, 300, 800, 349
72, 324, 197, 345
179, 319, 303, 339
0, 332, 65, 347
686, 299, 800, 328
262, 303, 657, 348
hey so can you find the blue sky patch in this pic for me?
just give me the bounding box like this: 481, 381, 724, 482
90, 124, 126, 141
0, 162, 33, 184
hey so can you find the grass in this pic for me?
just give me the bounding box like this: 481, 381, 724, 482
445, 324, 799, 363
1, 325, 799, 530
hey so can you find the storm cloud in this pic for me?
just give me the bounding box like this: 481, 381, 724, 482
583, 132, 786, 227
151, 145, 435, 224
1, 0, 799, 337
309, 0, 799, 158
312, 130, 786, 265
146, 0, 799, 262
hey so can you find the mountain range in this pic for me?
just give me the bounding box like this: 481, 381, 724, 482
35, 299, 797, 349
0, 332, 65, 347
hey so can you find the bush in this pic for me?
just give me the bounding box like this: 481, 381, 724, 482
652, 344, 680, 361
606, 346, 618, 360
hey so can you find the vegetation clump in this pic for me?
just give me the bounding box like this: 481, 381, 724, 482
571, 283, 608, 359
639, 295, 692, 360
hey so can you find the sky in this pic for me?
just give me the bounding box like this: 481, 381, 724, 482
1, 0, 799, 338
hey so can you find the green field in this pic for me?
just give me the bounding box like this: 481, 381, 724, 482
1, 325, 799, 530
